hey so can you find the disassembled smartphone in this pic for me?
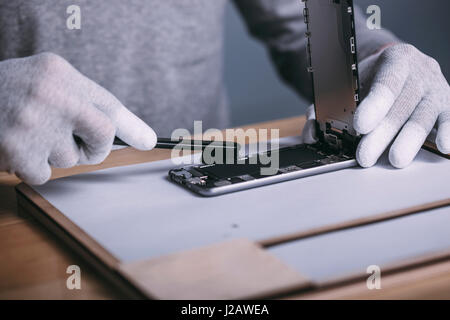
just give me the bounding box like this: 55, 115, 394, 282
169, 0, 361, 196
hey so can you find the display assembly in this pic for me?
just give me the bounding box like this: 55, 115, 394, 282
169, 0, 361, 196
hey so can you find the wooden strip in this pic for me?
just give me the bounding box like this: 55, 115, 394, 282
259, 198, 450, 247
285, 251, 450, 300
118, 239, 312, 300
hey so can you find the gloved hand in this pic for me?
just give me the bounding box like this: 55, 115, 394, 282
301, 43, 450, 168
0, 52, 157, 184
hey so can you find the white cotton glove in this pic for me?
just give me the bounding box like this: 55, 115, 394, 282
301, 44, 450, 168
0, 52, 157, 184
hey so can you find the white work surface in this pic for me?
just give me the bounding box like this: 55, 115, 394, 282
33, 137, 450, 268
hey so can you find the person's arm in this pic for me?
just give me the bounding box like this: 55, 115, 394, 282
233, 0, 449, 168
232, 0, 398, 100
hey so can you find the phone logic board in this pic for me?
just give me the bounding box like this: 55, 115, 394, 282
169, 143, 355, 196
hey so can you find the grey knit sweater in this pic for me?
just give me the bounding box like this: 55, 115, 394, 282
0, 0, 396, 136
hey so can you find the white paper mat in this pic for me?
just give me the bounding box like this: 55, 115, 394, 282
33, 137, 449, 263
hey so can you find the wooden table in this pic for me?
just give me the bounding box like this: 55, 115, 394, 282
1, 116, 449, 299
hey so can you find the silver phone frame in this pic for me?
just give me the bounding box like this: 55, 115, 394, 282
183, 158, 356, 196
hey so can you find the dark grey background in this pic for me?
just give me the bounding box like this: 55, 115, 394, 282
224, 0, 450, 126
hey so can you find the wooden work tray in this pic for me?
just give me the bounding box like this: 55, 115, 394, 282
15, 139, 450, 299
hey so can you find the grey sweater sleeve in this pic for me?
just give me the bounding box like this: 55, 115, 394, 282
232, 0, 399, 101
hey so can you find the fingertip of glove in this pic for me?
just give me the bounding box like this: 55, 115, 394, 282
353, 113, 372, 135
114, 105, 157, 150
356, 144, 377, 168
115, 118, 157, 151
353, 123, 367, 136
356, 156, 375, 168
132, 126, 157, 151
354, 87, 396, 135
353, 101, 381, 135
141, 128, 158, 150
436, 133, 450, 155
388, 148, 410, 169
